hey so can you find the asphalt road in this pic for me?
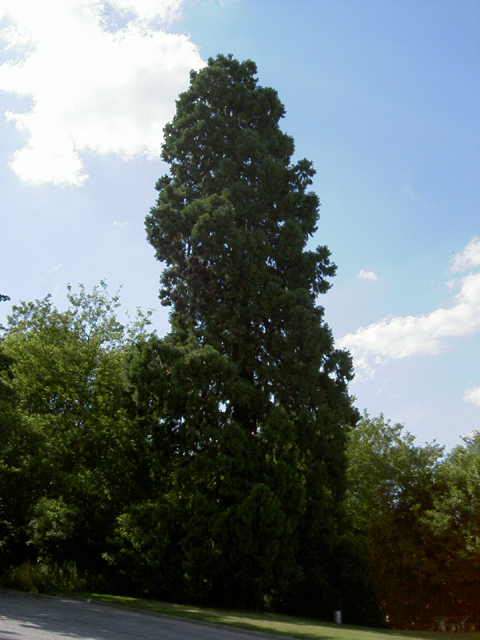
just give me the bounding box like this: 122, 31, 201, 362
0, 590, 287, 640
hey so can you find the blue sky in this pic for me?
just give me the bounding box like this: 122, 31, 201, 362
1, 0, 479, 449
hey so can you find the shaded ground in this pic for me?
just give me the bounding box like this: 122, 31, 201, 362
0, 590, 286, 640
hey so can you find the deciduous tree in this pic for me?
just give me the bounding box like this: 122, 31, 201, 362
346, 412, 445, 628
0, 283, 151, 571
421, 432, 480, 622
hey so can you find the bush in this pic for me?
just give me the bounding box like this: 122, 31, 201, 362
0, 560, 107, 594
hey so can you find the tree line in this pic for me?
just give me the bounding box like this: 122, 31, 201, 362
1, 55, 478, 628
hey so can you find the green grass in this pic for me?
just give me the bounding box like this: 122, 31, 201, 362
74, 593, 480, 640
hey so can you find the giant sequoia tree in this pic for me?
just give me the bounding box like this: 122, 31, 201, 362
124, 55, 363, 616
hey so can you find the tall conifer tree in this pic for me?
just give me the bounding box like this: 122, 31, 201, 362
130, 54, 360, 613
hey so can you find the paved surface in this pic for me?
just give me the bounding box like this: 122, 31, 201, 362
0, 591, 287, 640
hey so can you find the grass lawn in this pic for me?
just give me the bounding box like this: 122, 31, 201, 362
76, 593, 480, 640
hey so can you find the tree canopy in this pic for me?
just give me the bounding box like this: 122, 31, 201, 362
0, 283, 152, 573
346, 413, 480, 628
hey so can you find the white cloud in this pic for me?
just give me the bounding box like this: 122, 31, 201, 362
0, 0, 204, 185
463, 386, 480, 406
451, 237, 480, 273
339, 240, 480, 372
357, 269, 378, 281
106, 0, 183, 24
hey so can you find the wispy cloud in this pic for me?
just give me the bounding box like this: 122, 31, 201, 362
357, 269, 378, 281
339, 239, 480, 372
39, 262, 63, 283
463, 385, 480, 406
0, 0, 204, 186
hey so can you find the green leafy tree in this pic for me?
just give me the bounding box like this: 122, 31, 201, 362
123, 55, 360, 615
419, 431, 480, 621
0, 283, 152, 571
346, 413, 445, 628
0, 293, 17, 563
0, 294, 13, 409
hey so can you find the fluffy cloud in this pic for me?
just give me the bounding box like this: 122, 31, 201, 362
463, 386, 480, 406
107, 0, 183, 23
0, 0, 204, 185
357, 269, 378, 281
339, 240, 480, 371
451, 237, 480, 273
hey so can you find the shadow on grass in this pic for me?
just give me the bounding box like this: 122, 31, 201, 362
73, 593, 480, 640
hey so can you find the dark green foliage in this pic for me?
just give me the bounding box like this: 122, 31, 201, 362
120, 336, 305, 607
345, 413, 480, 628
0, 294, 13, 402
346, 413, 441, 627
0, 293, 19, 565
122, 54, 362, 615
421, 432, 480, 622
